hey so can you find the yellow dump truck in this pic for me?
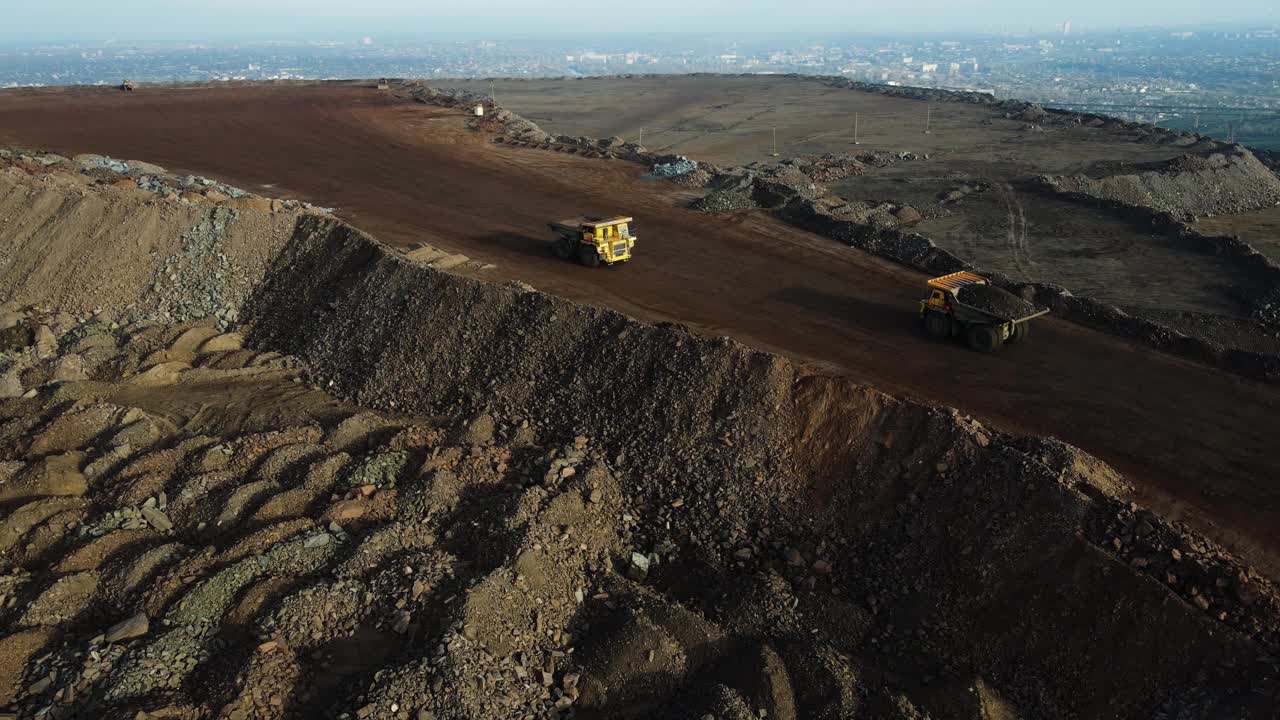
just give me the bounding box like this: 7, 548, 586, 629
548, 216, 636, 267
920, 271, 1048, 352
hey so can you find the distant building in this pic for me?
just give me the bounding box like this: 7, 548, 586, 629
949, 62, 961, 75
922, 63, 939, 73
1062, 20, 1071, 35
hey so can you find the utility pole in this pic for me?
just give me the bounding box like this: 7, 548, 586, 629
639, 127, 643, 147
853, 112, 860, 145
771, 126, 779, 156
1227, 121, 1235, 144
489, 82, 496, 107
924, 105, 932, 134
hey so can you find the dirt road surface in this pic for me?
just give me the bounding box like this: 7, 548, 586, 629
3, 81, 1280, 577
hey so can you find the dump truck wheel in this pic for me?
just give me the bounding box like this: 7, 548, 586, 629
577, 245, 601, 268
554, 239, 573, 260
924, 312, 951, 339
1008, 322, 1028, 344
966, 325, 1002, 353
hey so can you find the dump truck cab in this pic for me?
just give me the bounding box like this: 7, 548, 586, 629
919, 271, 1048, 352
548, 216, 636, 267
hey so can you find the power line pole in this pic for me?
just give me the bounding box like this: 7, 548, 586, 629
853, 112, 860, 145
639, 127, 643, 147
771, 126, 779, 156
924, 105, 932, 134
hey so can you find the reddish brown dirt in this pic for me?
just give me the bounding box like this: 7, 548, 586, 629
3, 81, 1280, 579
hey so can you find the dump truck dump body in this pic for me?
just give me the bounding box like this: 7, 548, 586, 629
920, 271, 1048, 352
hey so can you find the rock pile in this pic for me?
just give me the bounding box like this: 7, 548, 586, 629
799, 152, 866, 183
690, 190, 756, 213
955, 282, 1044, 321
649, 156, 697, 178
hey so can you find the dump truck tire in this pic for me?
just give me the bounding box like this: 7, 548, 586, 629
1008, 322, 1029, 344
924, 312, 951, 339
554, 239, 573, 260
966, 324, 1002, 353
578, 245, 601, 268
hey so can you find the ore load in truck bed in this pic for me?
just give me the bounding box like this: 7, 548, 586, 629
955, 283, 1044, 322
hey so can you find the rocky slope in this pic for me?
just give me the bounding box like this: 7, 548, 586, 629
0, 148, 1276, 720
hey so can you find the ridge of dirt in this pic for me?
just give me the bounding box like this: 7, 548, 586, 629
1040, 147, 1280, 219
238, 212, 1279, 717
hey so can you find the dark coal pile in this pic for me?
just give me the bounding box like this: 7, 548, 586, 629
956, 282, 1043, 321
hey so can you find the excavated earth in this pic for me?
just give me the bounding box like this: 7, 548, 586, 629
0, 164, 1276, 720
4, 82, 1280, 587
0, 83, 1278, 719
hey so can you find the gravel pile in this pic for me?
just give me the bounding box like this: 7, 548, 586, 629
669, 166, 713, 188
801, 152, 866, 183
690, 190, 756, 213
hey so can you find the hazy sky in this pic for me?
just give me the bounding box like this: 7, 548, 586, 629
2, 0, 1276, 43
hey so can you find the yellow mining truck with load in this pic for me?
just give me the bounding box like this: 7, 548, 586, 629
548, 216, 636, 267
920, 271, 1048, 352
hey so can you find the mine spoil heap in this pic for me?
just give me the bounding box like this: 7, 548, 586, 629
0, 144, 1277, 720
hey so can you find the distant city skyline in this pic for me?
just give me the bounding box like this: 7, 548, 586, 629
2, 1, 1278, 44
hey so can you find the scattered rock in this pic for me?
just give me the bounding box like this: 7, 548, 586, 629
104, 612, 149, 642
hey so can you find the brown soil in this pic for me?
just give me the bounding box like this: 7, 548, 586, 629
439, 76, 1192, 173
2, 82, 1279, 584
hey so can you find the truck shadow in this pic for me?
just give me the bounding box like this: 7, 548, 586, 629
771, 285, 920, 337
472, 232, 557, 260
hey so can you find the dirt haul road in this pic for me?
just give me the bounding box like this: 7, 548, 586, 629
3, 81, 1280, 576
